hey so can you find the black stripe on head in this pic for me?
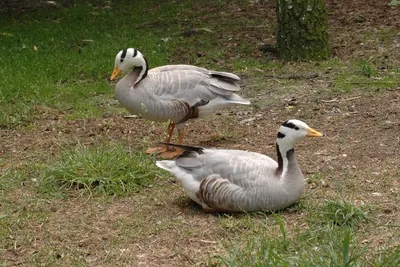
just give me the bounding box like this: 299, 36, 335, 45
133, 48, 137, 58
120, 49, 127, 62
282, 120, 299, 130
277, 132, 286, 139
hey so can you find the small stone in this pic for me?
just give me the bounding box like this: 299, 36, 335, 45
354, 199, 365, 206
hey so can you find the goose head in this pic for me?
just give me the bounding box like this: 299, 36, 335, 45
277, 119, 324, 149
110, 48, 148, 81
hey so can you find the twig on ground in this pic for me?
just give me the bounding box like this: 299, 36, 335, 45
386, 87, 400, 91
343, 96, 362, 101
321, 96, 361, 103
123, 115, 139, 119
189, 239, 218, 244
321, 99, 339, 103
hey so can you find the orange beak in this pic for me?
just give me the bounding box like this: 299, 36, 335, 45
110, 66, 122, 81
307, 127, 324, 137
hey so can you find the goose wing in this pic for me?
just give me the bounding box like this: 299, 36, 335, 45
146, 65, 246, 107
157, 145, 278, 190
157, 145, 279, 212
179, 148, 278, 188
150, 64, 240, 81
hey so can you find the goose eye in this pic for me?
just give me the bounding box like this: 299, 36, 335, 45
294, 126, 299, 130
120, 58, 124, 63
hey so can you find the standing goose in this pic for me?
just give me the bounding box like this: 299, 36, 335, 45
156, 119, 324, 213
110, 48, 250, 159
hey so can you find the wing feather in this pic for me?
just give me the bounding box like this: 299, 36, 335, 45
156, 146, 284, 212
178, 149, 278, 189
147, 65, 244, 106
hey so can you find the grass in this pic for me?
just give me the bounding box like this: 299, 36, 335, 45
0, 0, 190, 128
1, 0, 400, 266
215, 228, 359, 266
332, 59, 399, 93
318, 200, 368, 227
38, 142, 162, 196
213, 201, 396, 266
1, 1, 398, 127
214, 216, 358, 266
357, 59, 375, 78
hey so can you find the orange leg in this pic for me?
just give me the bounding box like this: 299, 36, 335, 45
177, 128, 184, 145
146, 122, 175, 154
166, 122, 175, 143
158, 128, 184, 159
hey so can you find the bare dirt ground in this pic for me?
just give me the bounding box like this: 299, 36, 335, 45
1, 0, 399, 266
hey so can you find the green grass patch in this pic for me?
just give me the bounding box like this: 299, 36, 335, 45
318, 200, 368, 227
38, 142, 162, 196
357, 59, 376, 78
0, 0, 192, 128
333, 60, 399, 93
213, 218, 366, 266
211, 197, 377, 266
2, 0, 397, 128
212, 208, 394, 266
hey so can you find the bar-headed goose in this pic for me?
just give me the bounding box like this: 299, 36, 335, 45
110, 48, 250, 159
156, 119, 324, 212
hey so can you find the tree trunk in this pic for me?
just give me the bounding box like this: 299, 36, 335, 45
277, 0, 329, 61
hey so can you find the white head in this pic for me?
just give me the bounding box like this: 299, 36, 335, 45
110, 48, 147, 81
277, 119, 324, 149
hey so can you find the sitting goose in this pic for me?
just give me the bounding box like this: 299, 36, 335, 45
156, 119, 324, 212
110, 48, 250, 159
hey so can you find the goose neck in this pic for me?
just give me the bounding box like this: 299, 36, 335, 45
134, 56, 149, 85
275, 138, 296, 175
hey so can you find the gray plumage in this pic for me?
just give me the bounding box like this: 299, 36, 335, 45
156, 119, 324, 213
112, 49, 250, 130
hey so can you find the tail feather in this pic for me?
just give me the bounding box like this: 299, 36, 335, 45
156, 161, 171, 171
225, 93, 251, 105
156, 144, 203, 169
160, 143, 204, 154
209, 79, 241, 94
210, 71, 240, 81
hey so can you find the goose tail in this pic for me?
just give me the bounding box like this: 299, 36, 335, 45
225, 93, 251, 105
156, 160, 175, 172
